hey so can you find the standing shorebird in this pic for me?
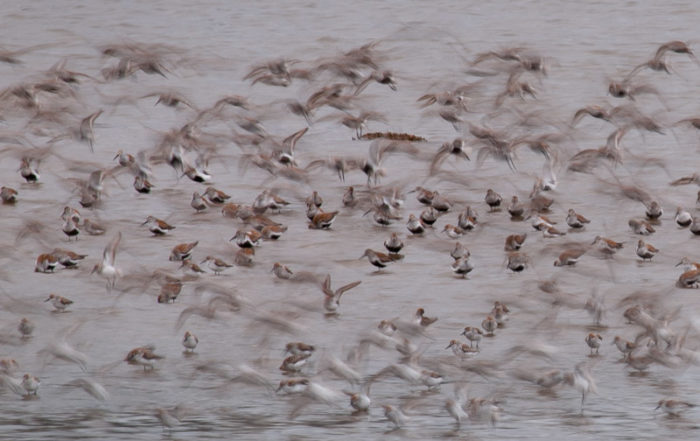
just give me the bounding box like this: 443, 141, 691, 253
142, 216, 175, 236
566, 209, 590, 229
636, 239, 659, 261
182, 331, 199, 353
585, 333, 602, 355
125, 346, 164, 371
485, 189, 502, 211
45, 294, 73, 312
169, 241, 199, 261
200, 256, 233, 275
360, 249, 403, 271
384, 233, 404, 254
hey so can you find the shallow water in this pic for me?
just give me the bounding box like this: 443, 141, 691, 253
0, 1, 700, 440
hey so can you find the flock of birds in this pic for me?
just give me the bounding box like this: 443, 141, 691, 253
0, 35, 700, 435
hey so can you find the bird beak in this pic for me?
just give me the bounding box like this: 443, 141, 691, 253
445, 342, 453, 349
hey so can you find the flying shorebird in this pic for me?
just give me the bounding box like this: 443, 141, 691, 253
91, 232, 122, 292
321, 274, 361, 314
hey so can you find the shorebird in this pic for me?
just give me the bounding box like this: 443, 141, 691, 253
203, 186, 230, 205
261, 224, 288, 240
276, 378, 310, 394
44, 294, 73, 312
0, 186, 17, 204
506, 252, 528, 272
19, 157, 40, 183
451, 242, 470, 260
670, 173, 700, 186
378, 320, 398, 336
420, 207, 439, 226
485, 189, 502, 211
91, 232, 122, 291
321, 274, 361, 314
200, 256, 233, 275
182, 331, 198, 352
134, 174, 153, 193
446, 340, 479, 356
342, 186, 356, 206
654, 40, 696, 62
675, 207, 692, 227
566, 209, 590, 229
384, 233, 404, 254
415, 308, 438, 327
592, 236, 624, 255
359, 249, 403, 271
191, 192, 207, 212
169, 241, 198, 261
280, 353, 311, 373
230, 229, 262, 248
77, 109, 103, 152
492, 301, 510, 327
482, 316, 497, 336
383, 404, 409, 429
564, 362, 597, 411
461, 326, 483, 348
305, 190, 323, 208
629, 218, 655, 235
35, 253, 60, 273
62, 217, 80, 241
612, 336, 636, 360
429, 138, 471, 175
585, 333, 602, 355
655, 399, 696, 417
410, 186, 435, 205
457, 208, 477, 230
125, 346, 164, 371
355, 70, 397, 94
542, 225, 566, 238
406, 214, 427, 235
271, 262, 294, 280
452, 257, 474, 278
309, 210, 339, 229
554, 248, 586, 266
142, 216, 175, 235
691, 217, 700, 236
51, 249, 87, 269
285, 342, 315, 357
21, 374, 40, 396
636, 239, 659, 261
442, 224, 465, 239
157, 278, 183, 303
18, 318, 34, 338
645, 201, 663, 220
508, 196, 525, 218
504, 233, 527, 251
